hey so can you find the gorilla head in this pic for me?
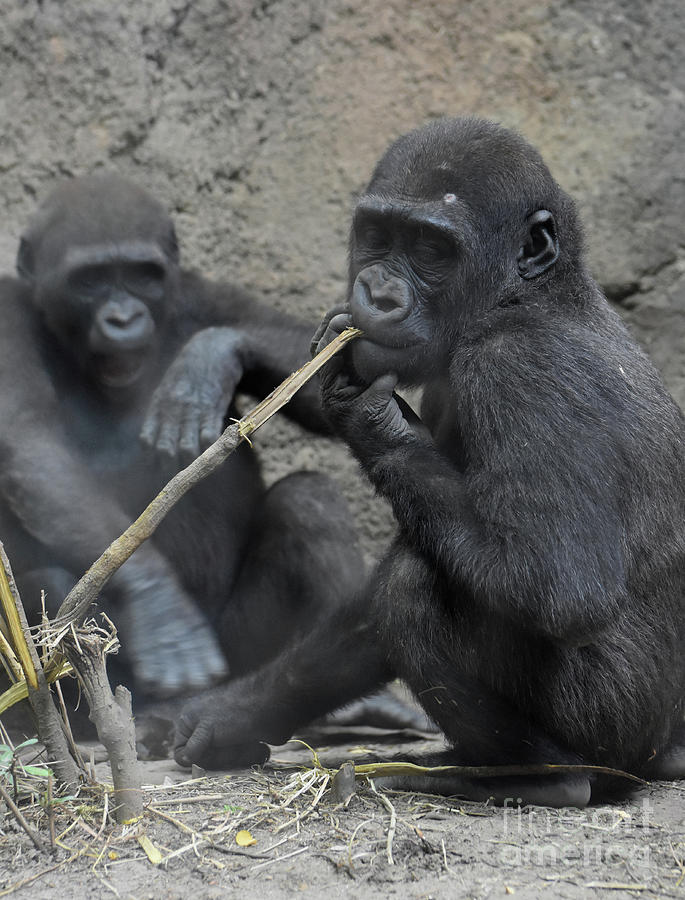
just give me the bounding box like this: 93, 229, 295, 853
346, 118, 583, 384
16, 174, 181, 396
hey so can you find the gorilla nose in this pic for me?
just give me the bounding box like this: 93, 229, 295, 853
102, 309, 147, 339
97, 298, 154, 346
352, 266, 412, 325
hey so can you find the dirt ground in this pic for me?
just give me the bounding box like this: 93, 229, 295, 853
1, 723, 685, 900
0, 0, 685, 897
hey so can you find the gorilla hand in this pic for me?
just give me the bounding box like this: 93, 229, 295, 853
114, 559, 228, 696
310, 305, 353, 358
141, 327, 245, 463
174, 677, 292, 769
319, 357, 430, 461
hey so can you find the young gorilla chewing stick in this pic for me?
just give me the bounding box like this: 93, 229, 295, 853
175, 117, 685, 807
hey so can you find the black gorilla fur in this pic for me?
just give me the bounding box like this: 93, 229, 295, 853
175, 118, 685, 807
0, 173, 363, 699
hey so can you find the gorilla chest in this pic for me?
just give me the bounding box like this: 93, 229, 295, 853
57, 388, 157, 509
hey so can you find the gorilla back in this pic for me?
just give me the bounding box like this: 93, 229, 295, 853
175, 118, 685, 807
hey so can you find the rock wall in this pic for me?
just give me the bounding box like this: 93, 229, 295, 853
1, 0, 683, 557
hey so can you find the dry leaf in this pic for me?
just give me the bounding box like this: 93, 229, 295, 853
138, 834, 163, 865
236, 829, 257, 847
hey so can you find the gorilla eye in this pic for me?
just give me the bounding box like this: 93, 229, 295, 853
123, 262, 166, 299
68, 265, 110, 296
412, 231, 453, 266
358, 222, 391, 253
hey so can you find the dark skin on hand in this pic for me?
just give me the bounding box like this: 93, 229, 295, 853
0, 173, 363, 700
174, 117, 685, 808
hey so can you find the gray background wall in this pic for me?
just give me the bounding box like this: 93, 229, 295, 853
1, 0, 683, 558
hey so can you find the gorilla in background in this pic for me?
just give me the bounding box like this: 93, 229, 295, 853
0, 173, 365, 700
175, 117, 685, 807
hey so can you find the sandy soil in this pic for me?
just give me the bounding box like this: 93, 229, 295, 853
0, 725, 684, 899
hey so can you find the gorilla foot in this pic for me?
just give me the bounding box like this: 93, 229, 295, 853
377, 772, 592, 808
173, 678, 290, 769
123, 594, 228, 697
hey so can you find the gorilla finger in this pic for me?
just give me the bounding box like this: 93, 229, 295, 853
139, 410, 161, 448
199, 411, 226, 449
321, 367, 364, 406
310, 306, 351, 356
318, 353, 345, 390
178, 418, 201, 462
310, 321, 329, 358
174, 718, 214, 768
155, 420, 182, 458
178, 652, 228, 691
364, 373, 399, 401
360, 375, 402, 423
315, 313, 354, 355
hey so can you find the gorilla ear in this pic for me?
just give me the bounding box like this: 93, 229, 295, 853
517, 210, 559, 279
16, 237, 35, 283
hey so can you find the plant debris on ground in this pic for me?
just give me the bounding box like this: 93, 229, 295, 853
0, 730, 684, 899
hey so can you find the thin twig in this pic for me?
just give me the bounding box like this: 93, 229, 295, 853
441, 838, 455, 875
0, 777, 43, 850
249, 845, 309, 871
149, 793, 226, 806
46, 773, 56, 848
54, 679, 87, 773
368, 779, 397, 865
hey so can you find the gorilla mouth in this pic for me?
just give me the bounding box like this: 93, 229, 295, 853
95, 351, 148, 389
350, 334, 427, 385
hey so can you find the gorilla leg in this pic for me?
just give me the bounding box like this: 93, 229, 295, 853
377, 549, 592, 807
219, 471, 365, 674
175, 581, 393, 768
219, 471, 430, 731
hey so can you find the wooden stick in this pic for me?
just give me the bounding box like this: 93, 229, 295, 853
0, 777, 43, 851
55, 327, 361, 628
0, 545, 81, 793
60, 631, 142, 823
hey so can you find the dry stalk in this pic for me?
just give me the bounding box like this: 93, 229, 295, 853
368, 779, 396, 865
0, 778, 43, 850
0, 544, 81, 793
60, 624, 141, 824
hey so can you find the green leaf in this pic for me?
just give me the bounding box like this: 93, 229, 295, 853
23, 765, 51, 778
0, 747, 13, 768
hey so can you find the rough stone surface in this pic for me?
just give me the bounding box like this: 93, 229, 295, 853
1, 0, 684, 557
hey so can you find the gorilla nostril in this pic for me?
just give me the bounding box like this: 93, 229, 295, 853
105, 310, 143, 329
374, 294, 402, 313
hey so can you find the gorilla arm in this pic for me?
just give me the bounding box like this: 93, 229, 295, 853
141, 273, 329, 460
0, 279, 226, 694
315, 328, 625, 648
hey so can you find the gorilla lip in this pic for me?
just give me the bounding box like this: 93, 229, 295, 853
95, 350, 147, 388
